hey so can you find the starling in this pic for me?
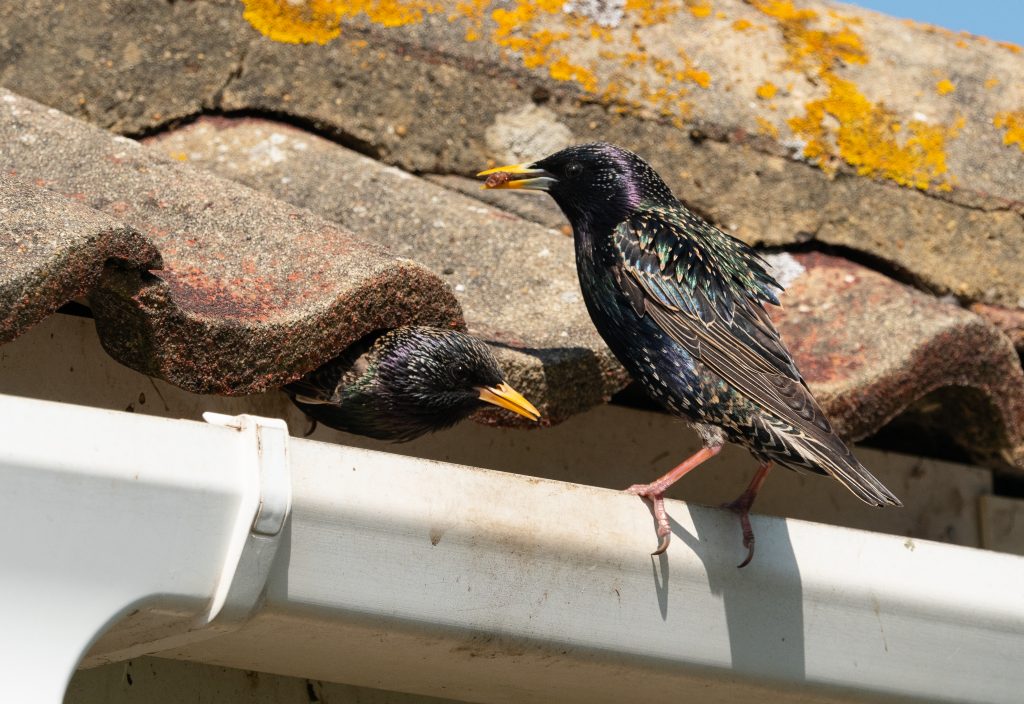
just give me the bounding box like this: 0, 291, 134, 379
286, 326, 540, 442
480, 143, 901, 566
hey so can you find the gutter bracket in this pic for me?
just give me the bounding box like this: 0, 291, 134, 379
200, 412, 293, 626
85, 413, 295, 662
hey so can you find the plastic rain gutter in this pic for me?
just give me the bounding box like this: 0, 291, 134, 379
2, 393, 1023, 703
0, 394, 291, 702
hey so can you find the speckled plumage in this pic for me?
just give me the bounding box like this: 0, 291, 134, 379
286, 326, 522, 442
482, 143, 900, 559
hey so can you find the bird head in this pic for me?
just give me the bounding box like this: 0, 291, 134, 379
377, 328, 540, 433
479, 143, 675, 232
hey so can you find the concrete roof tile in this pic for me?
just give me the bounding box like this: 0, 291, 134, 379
2, 1, 1022, 311
0, 174, 158, 344
145, 116, 628, 421
0, 89, 462, 394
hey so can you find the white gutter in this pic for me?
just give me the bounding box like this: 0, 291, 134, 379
1, 394, 1022, 702
0, 395, 291, 701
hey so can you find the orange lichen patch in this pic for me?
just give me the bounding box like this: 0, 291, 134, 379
361, 0, 441, 26
997, 41, 1022, 54
451, 0, 489, 40
994, 110, 1024, 152
241, 0, 440, 44
756, 81, 778, 100
984, 77, 1000, 89
788, 74, 963, 190
625, 0, 682, 26
242, 0, 717, 125
756, 116, 780, 139
241, 0, 344, 43
732, 18, 751, 30
548, 55, 598, 91
753, 0, 964, 190
491, 0, 602, 90
684, 0, 712, 19
751, 0, 866, 70
675, 49, 711, 88
935, 78, 956, 96
687, 68, 711, 89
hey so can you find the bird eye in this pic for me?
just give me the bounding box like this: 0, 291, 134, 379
565, 162, 583, 178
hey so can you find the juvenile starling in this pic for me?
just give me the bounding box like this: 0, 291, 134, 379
480, 143, 900, 566
286, 326, 540, 442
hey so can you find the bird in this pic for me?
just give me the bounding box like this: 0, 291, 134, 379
480, 143, 901, 566
286, 326, 540, 442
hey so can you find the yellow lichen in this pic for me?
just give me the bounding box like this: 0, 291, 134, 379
935, 78, 956, 95
492, 0, 599, 90
984, 77, 1000, 89
752, 0, 963, 190
755, 116, 780, 139
488, 0, 714, 116
751, 0, 866, 70
756, 81, 778, 100
452, 0, 489, 40
684, 0, 712, 19
241, 0, 344, 44
788, 74, 962, 190
732, 18, 751, 30
675, 49, 711, 88
241, 0, 439, 43
687, 68, 711, 89
625, 0, 682, 26
548, 55, 598, 91
994, 110, 1024, 152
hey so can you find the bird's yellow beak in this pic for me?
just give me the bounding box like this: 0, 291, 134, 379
477, 382, 541, 421
477, 163, 556, 191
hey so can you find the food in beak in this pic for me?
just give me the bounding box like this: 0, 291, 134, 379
485, 171, 512, 188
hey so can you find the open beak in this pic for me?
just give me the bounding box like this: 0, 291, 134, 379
477, 382, 541, 421
477, 162, 556, 191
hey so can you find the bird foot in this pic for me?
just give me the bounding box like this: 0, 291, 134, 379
721, 494, 756, 568
626, 483, 672, 555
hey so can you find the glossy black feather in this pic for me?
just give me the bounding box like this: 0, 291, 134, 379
286, 326, 505, 442
531, 143, 901, 507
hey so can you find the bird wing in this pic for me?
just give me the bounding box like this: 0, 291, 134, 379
285, 334, 377, 405
611, 205, 900, 506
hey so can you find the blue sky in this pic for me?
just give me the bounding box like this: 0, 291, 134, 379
847, 1, 1024, 45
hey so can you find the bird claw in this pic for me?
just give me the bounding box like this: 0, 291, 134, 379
736, 532, 755, 569
627, 484, 673, 554
652, 528, 672, 556
302, 418, 318, 438
722, 498, 756, 568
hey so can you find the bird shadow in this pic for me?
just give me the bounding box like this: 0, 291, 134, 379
650, 503, 807, 684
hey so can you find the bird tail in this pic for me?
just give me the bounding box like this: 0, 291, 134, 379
792, 434, 902, 507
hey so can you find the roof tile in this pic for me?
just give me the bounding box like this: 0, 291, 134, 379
0, 89, 462, 394
0, 174, 157, 344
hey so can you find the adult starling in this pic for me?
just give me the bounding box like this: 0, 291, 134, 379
480, 143, 900, 566
286, 326, 540, 442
